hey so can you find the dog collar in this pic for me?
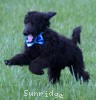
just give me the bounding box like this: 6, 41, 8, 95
26, 32, 44, 47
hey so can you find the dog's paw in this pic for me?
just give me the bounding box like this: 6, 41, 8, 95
33, 69, 44, 75
30, 69, 44, 75
4, 60, 13, 66
38, 70, 44, 75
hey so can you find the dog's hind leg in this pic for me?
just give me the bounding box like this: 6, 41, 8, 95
69, 66, 79, 81
48, 67, 62, 84
69, 64, 90, 82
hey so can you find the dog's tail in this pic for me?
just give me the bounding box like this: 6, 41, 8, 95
72, 26, 81, 45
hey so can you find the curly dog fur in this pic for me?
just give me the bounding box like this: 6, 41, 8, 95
4, 11, 90, 84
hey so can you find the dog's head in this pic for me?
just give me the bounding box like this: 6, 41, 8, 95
23, 11, 56, 37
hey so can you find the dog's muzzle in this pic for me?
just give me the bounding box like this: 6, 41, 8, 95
23, 23, 34, 36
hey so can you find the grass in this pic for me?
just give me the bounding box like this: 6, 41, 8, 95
0, 0, 96, 100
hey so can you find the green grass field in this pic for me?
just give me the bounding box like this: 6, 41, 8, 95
0, 0, 96, 100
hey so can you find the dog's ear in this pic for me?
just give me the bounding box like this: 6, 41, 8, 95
44, 12, 56, 19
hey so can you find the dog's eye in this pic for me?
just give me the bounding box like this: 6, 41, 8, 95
24, 19, 30, 24
30, 21, 35, 26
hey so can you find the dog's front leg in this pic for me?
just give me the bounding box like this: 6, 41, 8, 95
4, 53, 31, 66
29, 57, 49, 75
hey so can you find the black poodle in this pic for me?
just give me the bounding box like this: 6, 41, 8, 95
4, 11, 90, 84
